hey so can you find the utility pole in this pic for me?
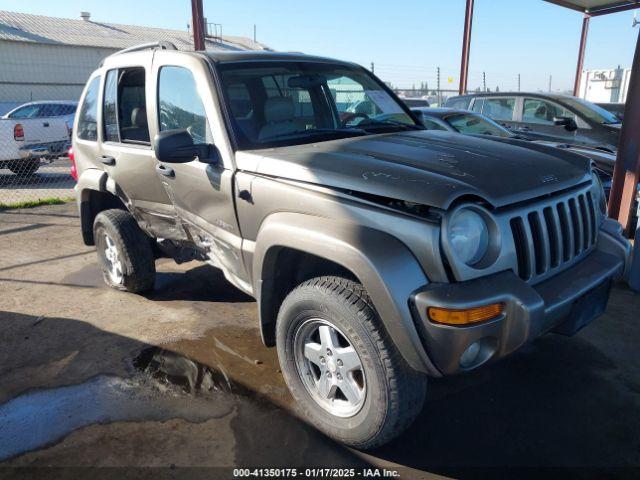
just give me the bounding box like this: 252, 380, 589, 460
482, 71, 486, 92
517, 73, 521, 92
253, 24, 256, 43
190, 0, 205, 51
549, 74, 553, 92
437, 66, 441, 105
370, 62, 375, 74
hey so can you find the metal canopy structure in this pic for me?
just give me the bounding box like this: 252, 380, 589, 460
458, 0, 640, 233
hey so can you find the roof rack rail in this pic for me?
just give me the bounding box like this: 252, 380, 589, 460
110, 41, 178, 57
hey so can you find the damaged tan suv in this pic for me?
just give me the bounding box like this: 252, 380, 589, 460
72, 42, 631, 449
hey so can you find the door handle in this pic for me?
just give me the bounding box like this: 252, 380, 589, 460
518, 126, 531, 132
100, 155, 116, 166
43, 122, 49, 127
156, 164, 175, 177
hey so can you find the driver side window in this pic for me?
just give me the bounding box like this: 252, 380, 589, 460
158, 66, 212, 144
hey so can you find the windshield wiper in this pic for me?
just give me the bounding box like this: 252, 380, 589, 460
264, 128, 366, 142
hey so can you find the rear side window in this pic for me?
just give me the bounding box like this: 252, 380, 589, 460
77, 77, 100, 141
481, 97, 516, 122
158, 66, 212, 144
445, 97, 471, 110
100, 67, 150, 144
7, 104, 40, 119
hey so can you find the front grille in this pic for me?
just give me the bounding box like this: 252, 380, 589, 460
509, 188, 598, 282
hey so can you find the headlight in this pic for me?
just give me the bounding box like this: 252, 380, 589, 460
448, 209, 489, 265
592, 171, 607, 215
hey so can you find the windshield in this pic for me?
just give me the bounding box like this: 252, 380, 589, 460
444, 113, 512, 137
561, 97, 620, 124
217, 61, 420, 150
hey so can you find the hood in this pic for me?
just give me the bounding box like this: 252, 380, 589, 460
237, 130, 592, 210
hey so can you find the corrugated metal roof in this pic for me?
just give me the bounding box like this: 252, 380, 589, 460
543, 0, 640, 13
0, 10, 269, 52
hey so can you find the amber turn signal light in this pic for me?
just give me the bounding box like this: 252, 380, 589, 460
427, 303, 504, 326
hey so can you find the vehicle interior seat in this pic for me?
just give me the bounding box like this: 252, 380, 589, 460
121, 107, 150, 143
258, 97, 304, 140
535, 104, 550, 122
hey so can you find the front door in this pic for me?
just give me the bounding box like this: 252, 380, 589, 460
150, 57, 248, 289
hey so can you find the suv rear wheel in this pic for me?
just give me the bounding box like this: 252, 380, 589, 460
276, 276, 426, 449
93, 209, 156, 292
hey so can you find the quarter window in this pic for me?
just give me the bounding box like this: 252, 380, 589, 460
158, 66, 212, 144
77, 77, 100, 141
522, 98, 574, 125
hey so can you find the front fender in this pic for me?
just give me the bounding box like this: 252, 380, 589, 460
253, 212, 439, 375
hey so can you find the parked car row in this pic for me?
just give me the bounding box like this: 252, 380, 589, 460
444, 92, 622, 153
0, 100, 76, 175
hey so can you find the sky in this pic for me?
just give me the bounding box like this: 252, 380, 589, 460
4, 0, 640, 92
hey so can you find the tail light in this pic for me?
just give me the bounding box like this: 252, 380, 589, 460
14, 123, 24, 141
69, 147, 78, 181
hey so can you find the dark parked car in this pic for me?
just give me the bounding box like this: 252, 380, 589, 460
413, 107, 639, 228
444, 92, 621, 152
596, 102, 625, 121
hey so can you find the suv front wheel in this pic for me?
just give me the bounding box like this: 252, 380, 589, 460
93, 209, 156, 293
276, 276, 426, 449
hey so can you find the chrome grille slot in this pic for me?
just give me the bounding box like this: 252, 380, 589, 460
509, 186, 598, 283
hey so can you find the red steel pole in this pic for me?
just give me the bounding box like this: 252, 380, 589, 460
608, 29, 640, 233
191, 0, 206, 51
459, 0, 474, 95
573, 14, 590, 97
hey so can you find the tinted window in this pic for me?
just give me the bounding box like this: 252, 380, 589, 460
522, 98, 574, 125
419, 115, 447, 131
445, 97, 471, 109
481, 97, 515, 121
446, 113, 511, 137
77, 77, 100, 141
103, 69, 120, 142
7, 104, 40, 119
158, 66, 212, 144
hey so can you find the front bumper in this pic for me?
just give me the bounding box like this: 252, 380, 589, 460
411, 219, 630, 376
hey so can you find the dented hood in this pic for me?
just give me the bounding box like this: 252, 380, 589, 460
238, 130, 591, 210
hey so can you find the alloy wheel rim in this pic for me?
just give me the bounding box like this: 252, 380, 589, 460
294, 318, 366, 418
102, 233, 123, 285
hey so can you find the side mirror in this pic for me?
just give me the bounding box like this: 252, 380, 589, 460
553, 116, 577, 131
154, 129, 218, 164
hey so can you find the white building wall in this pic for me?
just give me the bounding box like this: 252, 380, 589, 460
0, 40, 116, 108
578, 67, 630, 104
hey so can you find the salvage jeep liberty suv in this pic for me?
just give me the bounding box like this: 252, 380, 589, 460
72, 42, 631, 449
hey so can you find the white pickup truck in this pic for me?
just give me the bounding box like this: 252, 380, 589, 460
0, 101, 76, 176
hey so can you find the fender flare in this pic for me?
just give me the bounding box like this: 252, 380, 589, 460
252, 212, 440, 375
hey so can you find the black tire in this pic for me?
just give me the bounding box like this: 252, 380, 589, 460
276, 276, 426, 449
93, 209, 156, 293
9, 159, 40, 176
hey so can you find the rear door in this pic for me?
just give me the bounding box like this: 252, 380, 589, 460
471, 96, 518, 129
150, 52, 248, 287
98, 55, 181, 239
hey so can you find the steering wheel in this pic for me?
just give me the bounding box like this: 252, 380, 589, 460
340, 112, 370, 127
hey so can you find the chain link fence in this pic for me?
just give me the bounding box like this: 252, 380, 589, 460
0, 41, 115, 208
